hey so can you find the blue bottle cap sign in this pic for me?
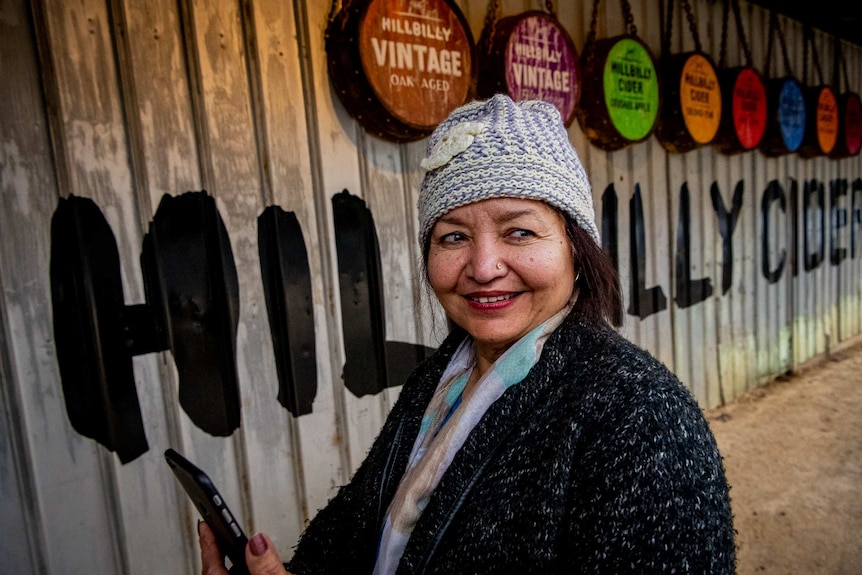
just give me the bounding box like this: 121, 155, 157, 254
778, 79, 805, 151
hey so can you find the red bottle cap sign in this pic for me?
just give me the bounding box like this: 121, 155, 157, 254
732, 68, 767, 150
359, 0, 473, 129
504, 14, 579, 124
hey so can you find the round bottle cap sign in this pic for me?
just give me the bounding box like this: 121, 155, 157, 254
504, 14, 578, 124
359, 0, 473, 129
680, 54, 721, 144
816, 88, 838, 154
732, 68, 767, 149
778, 79, 805, 152
845, 94, 862, 155
602, 38, 659, 141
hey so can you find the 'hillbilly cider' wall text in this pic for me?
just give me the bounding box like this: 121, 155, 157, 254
359, 0, 472, 127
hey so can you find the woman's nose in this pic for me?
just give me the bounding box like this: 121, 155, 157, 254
466, 241, 506, 283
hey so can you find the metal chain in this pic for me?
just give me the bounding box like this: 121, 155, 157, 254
807, 27, 825, 84
480, 0, 500, 55
585, 0, 601, 64
681, 0, 701, 52
731, 0, 753, 66
664, 0, 702, 55
662, 0, 674, 56
719, 0, 729, 68
544, 0, 556, 16
585, 0, 638, 64
773, 12, 793, 76
838, 39, 850, 92
621, 0, 637, 36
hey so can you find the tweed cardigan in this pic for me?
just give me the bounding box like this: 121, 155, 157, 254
286, 312, 736, 574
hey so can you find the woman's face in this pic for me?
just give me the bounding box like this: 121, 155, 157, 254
427, 198, 575, 360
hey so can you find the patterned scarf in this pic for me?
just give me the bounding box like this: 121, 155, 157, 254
373, 305, 572, 575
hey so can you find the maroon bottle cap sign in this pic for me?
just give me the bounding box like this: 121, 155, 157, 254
503, 14, 579, 124
844, 93, 862, 155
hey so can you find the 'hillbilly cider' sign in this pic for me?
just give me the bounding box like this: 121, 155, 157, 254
832, 92, 862, 158
798, 85, 838, 158
478, 11, 580, 126
713, 66, 767, 154
656, 53, 722, 153
354, 0, 473, 141
578, 35, 660, 151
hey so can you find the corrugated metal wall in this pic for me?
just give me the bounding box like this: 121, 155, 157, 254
1, 0, 860, 572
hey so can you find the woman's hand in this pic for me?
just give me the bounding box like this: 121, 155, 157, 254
198, 522, 294, 575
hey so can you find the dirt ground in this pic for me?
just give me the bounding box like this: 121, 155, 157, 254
705, 341, 862, 574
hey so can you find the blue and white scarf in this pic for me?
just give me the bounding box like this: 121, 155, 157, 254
373, 305, 571, 575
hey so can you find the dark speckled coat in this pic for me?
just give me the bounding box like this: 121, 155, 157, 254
286, 312, 736, 574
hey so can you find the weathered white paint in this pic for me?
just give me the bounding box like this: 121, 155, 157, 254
2, 0, 861, 572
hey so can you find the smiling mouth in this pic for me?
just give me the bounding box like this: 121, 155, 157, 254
468, 294, 516, 304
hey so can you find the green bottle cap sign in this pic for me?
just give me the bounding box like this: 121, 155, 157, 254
603, 38, 659, 141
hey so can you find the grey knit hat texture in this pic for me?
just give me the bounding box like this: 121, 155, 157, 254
418, 94, 598, 247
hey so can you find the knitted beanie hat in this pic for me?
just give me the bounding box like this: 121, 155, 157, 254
417, 94, 598, 247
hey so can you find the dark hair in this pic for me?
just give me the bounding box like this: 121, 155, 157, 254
562, 214, 624, 327
419, 207, 623, 328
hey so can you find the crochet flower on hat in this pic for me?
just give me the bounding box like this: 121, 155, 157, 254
420, 121, 486, 171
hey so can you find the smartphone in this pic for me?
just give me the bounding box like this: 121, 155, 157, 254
164, 448, 250, 575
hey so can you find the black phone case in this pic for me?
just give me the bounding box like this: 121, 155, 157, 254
164, 448, 250, 575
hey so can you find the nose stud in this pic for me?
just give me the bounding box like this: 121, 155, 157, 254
496, 263, 503, 270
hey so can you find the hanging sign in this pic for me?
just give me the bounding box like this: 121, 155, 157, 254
327, 0, 475, 142
478, 10, 580, 125
680, 55, 721, 143
832, 92, 862, 158
712, 0, 766, 154
715, 67, 767, 153
578, 0, 660, 151
829, 40, 862, 158
603, 38, 660, 142
760, 13, 805, 156
656, 52, 722, 152
805, 87, 839, 156
655, 0, 721, 153
579, 36, 660, 150
762, 78, 807, 156
798, 27, 838, 158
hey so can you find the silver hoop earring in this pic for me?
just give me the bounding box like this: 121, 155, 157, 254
575, 270, 581, 282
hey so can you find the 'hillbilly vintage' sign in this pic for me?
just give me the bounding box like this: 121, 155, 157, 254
356, 0, 473, 139
478, 11, 580, 126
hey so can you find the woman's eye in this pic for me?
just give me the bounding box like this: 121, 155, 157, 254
509, 229, 535, 240
439, 232, 466, 245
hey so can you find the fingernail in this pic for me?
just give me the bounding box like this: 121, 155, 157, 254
249, 533, 268, 557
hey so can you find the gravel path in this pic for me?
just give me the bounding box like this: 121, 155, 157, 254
706, 341, 862, 574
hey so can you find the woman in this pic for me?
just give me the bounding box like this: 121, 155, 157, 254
200, 95, 736, 574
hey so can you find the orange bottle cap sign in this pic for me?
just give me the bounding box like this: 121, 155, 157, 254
816, 88, 838, 154
680, 54, 721, 144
